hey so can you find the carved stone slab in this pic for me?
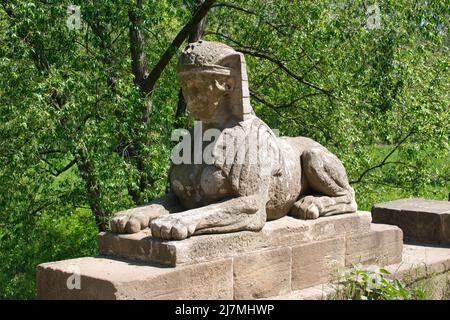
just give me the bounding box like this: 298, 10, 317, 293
37, 218, 403, 300
98, 211, 372, 266
37, 257, 234, 300
372, 198, 450, 244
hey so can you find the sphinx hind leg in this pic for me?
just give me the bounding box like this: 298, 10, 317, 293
290, 148, 357, 219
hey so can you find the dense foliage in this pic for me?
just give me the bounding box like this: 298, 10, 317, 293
0, 0, 448, 298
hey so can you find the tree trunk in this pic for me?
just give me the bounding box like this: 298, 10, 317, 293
127, 0, 216, 203
176, 0, 208, 120
76, 143, 108, 232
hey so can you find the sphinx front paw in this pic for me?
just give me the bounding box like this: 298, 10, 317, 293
150, 214, 197, 240
110, 204, 168, 234
110, 211, 149, 234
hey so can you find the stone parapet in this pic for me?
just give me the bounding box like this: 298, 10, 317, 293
372, 198, 450, 244
98, 211, 372, 266
38, 211, 403, 300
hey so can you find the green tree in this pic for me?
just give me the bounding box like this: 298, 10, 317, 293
0, 0, 448, 298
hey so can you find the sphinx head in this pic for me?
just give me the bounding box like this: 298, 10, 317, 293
177, 41, 254, 123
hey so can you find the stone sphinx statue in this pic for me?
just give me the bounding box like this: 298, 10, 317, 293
110, 40, 357, 240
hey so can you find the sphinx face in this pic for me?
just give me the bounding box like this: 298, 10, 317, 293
178, 72, 234, 122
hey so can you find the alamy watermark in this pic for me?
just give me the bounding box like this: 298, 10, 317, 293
170, 121, 280, 173
66, 5, 81, 30
66, 264, 81, 290
366, 4, 381, 30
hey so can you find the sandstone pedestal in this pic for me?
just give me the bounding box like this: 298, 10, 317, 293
372, 198, 450, 244
37, 211, 403, 300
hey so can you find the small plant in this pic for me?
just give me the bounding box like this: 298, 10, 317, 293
330, 266, 426, 300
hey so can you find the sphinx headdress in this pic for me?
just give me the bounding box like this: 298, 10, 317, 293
177, 40, 255, 121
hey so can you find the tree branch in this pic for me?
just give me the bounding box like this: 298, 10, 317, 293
350, 130, 416, 184
29, 191, 74, 217
253, 66, 281, 90
76, 142, 108, 232
40, 158, 77, 177
204, 32, 331, 95
141, 0, 216, 96
176, 0, 208, 120
251, 90, 322, 109
238, 48, 331, 95
55, 158, 78, 177
250, 89, 333, 141
129, 0, 150, 93
212, 2, 288, 36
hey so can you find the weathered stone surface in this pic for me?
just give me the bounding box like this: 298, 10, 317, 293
372, 198, 450, 244
291, 237, 346, 290
233, 247, 291, 299
110, 40, 358, 241
98, 229, 176, 265
40, 212, 410, 300
388, 244, 450, 280
37, 257, 233, 300
99, 211, 371, 266
262, 283, 335, 300
345, 224, 403, 266
265, 244, 450, 300
37, 258, 117, 300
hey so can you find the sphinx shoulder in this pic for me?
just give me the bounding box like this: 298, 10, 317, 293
212, 116, 284, 196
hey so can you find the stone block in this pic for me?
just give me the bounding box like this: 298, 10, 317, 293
233, 247, 291, 299
37, 257, 233, 300
372, 198, 450, 244
266, 244, 450, 300
291, 237, 345, 290
98, 229, 176, 265
40, 212, 411, 300
99, 211, 371, 266
345, 224, 403, 266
